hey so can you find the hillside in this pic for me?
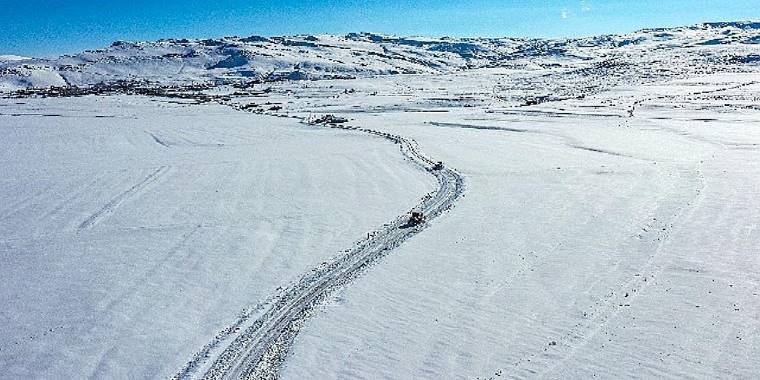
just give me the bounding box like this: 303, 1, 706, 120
2, 20, 760, 380
2, 22, 759, 92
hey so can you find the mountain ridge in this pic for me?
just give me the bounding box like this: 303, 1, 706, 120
2, 21, 759, 92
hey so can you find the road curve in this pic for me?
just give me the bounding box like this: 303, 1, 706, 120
173, 113, 465, 380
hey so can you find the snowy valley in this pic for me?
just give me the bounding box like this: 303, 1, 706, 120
1, 21, 760, 379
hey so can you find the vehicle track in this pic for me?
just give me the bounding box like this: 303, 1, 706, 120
78, 165, 169, 231
174, 112, 465, 380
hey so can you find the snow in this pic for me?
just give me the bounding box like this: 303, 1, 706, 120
1, 21, 759, 91
0, 96, 433, 378
2, 21, 760, 379
274, 73, 760, 379
0, 65, 66, 91
0, 55, 30, 62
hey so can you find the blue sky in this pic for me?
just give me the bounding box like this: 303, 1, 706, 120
1, 0, 758, 57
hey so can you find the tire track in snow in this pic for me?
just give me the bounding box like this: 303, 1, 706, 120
628, 80, 759, 118
536, 165, 708, 378
174, 111, 465, 380
427, 121, 651, 162
147, 131, 171, 147
500, 164, 708, 379
78, 165, 169, 230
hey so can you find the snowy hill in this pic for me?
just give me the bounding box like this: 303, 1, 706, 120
2, 21, 759, 91
0, 55, 30, 62
4, 20, 760, 380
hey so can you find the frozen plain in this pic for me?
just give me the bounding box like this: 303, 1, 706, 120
0, 96, 433, 378
1, 22, 760, 379
277, 73, 760, 379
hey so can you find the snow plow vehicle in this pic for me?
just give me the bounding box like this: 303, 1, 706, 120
408, 211, 425, 226
310, 114, 349, 125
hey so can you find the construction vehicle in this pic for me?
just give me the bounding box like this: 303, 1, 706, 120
311, 114, 349, 125
408, 211, 425, 226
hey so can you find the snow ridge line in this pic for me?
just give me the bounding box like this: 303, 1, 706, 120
173, 111, 465, 380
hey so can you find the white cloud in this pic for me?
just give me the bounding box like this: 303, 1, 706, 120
561, 9, 569, 19
581, 0, 592, 12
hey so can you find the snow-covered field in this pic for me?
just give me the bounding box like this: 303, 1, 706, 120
0, 96, 432, 378
2, 22, 760, 379
278, 73, 760, 379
